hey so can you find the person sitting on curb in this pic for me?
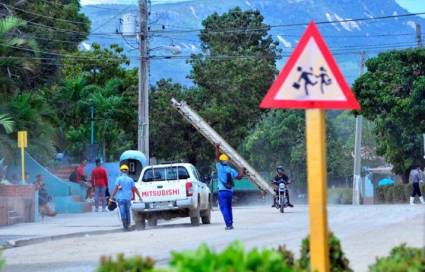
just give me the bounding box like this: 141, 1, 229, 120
34, 175, 56, 219
111, 164, 142, 231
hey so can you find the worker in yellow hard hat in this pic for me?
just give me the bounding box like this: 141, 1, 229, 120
215, 144, 245, 230
111, 164, 142, 230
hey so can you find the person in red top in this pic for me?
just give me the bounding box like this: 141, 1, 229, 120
75, 159, 87, 183
91, 159, 109, 212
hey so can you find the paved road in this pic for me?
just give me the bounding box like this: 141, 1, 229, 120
3, 205, 425, 272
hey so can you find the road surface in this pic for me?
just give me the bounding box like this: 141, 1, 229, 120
3, 205, 425, 272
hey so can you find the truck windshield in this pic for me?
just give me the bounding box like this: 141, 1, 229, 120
142, 166, 190, 182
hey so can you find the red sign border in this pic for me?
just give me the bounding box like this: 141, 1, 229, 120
260, 21, 361, 110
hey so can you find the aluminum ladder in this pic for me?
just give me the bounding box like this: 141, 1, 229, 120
171, 98, 275, 196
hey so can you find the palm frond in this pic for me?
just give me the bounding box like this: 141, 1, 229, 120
0, 114, 14, 134
0, 17, 26, 38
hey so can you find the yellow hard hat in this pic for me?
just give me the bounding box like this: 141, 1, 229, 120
219, 154, 229, 161
120, 164, 129, 171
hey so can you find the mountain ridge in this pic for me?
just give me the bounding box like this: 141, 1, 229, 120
81, 0, 425, 85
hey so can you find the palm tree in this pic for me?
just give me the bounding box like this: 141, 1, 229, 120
0, 113, 15, 164
0, 113, 14, 133
0, 16, 39, 95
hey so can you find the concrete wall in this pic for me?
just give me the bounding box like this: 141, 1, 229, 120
0, 185, 35, 225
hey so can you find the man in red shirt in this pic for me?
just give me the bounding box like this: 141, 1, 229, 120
91, 159, 109, 212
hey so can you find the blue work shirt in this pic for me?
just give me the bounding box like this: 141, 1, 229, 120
216, 162, 238, 191
115, 173, 135, 201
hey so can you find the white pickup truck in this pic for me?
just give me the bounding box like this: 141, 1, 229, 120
131, 163, 212, 229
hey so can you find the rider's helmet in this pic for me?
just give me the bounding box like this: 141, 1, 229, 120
276, 165, 284, 174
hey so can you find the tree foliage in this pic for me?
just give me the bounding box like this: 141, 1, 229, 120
352, 48, 425, 181
0, 16, 39, 96
45, 44, 137, 161
150, 8, 280, 172
189, 8, 279, 148
0, 0, 90, 89
241, 110, 354, 186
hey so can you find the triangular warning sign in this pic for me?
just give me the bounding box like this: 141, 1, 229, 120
260, 21, 360, 110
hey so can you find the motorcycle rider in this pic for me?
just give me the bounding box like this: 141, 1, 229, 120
272, 166, 294, 208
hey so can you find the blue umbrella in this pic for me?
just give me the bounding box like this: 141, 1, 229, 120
378, 177, 394, 186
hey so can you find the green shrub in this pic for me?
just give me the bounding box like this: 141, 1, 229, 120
328, 188, 352, 204
328, 188, 341, 204
97, 254, 156, 272
404, 184, 412, 200
298, 232, 353, 272
392, 184, 407, 203
383, 185, 394, 203
375, 183, 425, 203
340, 189, 352, 204
277, 245, 296, 268
0, 252, 4, 271
169, 242, 295, 272
368, 244, 425, 272
375, 186, 385, 203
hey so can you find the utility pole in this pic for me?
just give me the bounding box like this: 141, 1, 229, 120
423, 133, 425, 159
416, 23, 423, 48
352, 51, 365, 205
138, 0, 150, 160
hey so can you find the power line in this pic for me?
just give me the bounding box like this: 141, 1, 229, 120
2, 38, 419, 62
2, 4, 88, 25
2, 10, 424, 38
91, 5, 134, 33
149, 11, 425, 34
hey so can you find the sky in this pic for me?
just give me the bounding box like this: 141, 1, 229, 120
80, 0, 425, 13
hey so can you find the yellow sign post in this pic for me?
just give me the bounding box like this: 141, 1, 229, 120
306, 109, 329, 271
17, 131, 28, 183
260, 22, 361, 272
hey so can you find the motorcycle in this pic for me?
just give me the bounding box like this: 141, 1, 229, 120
274, 182, 289, 213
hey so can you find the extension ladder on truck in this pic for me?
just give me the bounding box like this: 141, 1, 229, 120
171, 98, 275, 196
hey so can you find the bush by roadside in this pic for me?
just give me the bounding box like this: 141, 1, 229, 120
328, 188, 353, 204
375, 183, 425, 203
97, 235, 424, 272
97, 233, 352, 272
368, 244, 425, 272
298, 232, 352, 272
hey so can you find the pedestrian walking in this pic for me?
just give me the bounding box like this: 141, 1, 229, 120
215, 144, 245, 230
111, 164, 142, 230
410, 165, 424, 205
91, 159, 109, 212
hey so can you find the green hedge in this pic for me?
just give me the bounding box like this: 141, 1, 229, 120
97, 233, 352, 272
97, 237, 424, 272
369, 244, 425, 272
298, 232, 352, 272
328, 188, 353, 204
375, 183, 425, 203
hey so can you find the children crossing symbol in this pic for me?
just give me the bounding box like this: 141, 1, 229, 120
260, 21, 360, 110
